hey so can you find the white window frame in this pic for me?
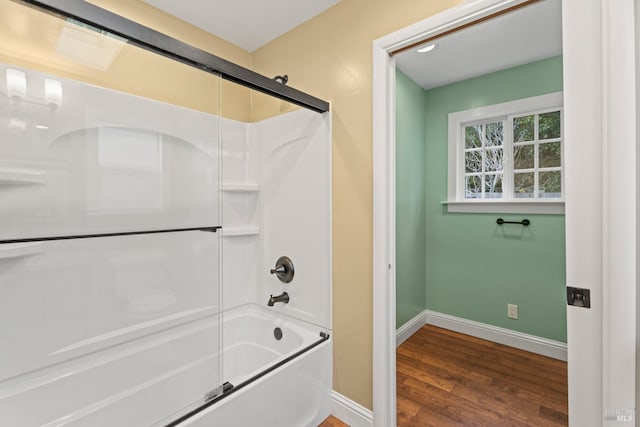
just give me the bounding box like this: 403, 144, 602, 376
446, 91, 564, 214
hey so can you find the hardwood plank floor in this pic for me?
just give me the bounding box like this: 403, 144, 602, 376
397, 325, 568, 427
319, 415, 349, 426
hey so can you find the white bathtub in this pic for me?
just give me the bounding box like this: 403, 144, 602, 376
0, 303, 331, 426
176, 304, 332, 427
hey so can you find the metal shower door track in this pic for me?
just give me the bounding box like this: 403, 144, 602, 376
17, 0, 330, 114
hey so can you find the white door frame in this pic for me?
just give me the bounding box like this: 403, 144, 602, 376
371, 0, 637, 426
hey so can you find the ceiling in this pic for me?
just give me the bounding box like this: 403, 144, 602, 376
395, 0, 562, 90
142, 0, 341, 52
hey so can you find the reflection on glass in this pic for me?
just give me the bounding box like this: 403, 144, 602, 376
0, 3, 226, 426
0, 62, 220, 238
55, 19, 127, 71
6, 68, 27, 100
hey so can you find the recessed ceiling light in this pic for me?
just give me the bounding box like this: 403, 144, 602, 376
416, 44, 436, 53
35, 125, 49, 129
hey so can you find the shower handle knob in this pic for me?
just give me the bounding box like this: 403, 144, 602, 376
270, 265, 286, 275
270, 256, 294, 283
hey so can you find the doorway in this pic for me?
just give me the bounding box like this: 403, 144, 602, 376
394, 0, 567, 423
372, 0, 637, 426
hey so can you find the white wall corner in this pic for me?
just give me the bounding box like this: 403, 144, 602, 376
330, 391, 373, 427
396, 311, 427, 347
424, 310, 567, 361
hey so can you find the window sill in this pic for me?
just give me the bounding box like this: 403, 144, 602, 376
442, 200, 564, 214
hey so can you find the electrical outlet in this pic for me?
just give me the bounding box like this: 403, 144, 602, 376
507, 304, 518, 319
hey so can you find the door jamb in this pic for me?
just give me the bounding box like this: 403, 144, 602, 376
372, 0, 636, 425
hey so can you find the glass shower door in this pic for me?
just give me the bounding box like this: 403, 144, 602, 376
0, 2, 223, 425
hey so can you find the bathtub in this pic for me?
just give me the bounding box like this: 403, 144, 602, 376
0, 302, 331, 426
173, 304, 332, 427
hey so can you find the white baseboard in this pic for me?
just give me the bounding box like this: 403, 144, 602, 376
396, 311, 427, 347
330, 391, 373, 427
424, 310, 567, 361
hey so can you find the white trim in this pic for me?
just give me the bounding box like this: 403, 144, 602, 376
372, 2, 561, 425
443, 200, 564, 214
449, 92, 563, 124
602, 0, 636, 420
372, 36, 397, 427
562, 0, 606, 424
394, 309, 567, 361
330, 391, 373, 427
447, 92, 564, 210
396, 311, 427, 347
424, 310, 568, 361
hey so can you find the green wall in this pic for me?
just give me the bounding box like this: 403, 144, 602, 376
396, 70, 427, 328
424, 56, 567, 342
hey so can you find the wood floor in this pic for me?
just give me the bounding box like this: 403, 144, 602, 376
320, 324, 567, 427
319, 415, 349, 426
397, 325, 568, 426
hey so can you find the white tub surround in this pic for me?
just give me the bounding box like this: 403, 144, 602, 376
0, 59, 332, 426
220, 108, 332, 331
212, 106, 333, 426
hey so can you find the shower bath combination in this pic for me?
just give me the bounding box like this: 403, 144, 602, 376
0, 1, 332, 426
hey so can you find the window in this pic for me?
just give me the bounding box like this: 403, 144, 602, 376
447, 92, 563, 214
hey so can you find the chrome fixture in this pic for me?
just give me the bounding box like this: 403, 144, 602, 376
267, 292, 289, 307
270, 256, 294, 283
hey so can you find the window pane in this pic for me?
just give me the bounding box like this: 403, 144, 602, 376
539, 142, 561, 168
539, 111, 561, 139
514, 172, 535, 198
465, 175, 482, 199
465, 126, 481, 148
465, 151, 482, 173
484, 174, 503, 199
539, 171, 562, 198
513, 115, 534, 142
484, 121, 503, 147
483, 148, 503, 172
514, 144, 534, 170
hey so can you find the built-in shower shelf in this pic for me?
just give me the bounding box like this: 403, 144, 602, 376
0, 167, 46, 185
223, 227, 260, 237
221, 183, 259, 192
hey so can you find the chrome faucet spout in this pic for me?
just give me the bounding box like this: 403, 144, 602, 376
267, 292, 289, 307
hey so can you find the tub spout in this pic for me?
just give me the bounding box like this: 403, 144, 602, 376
267, 292, 289, 307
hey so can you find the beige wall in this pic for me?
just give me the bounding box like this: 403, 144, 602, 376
252, 0, 461, 409
88, 0, 253, 122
